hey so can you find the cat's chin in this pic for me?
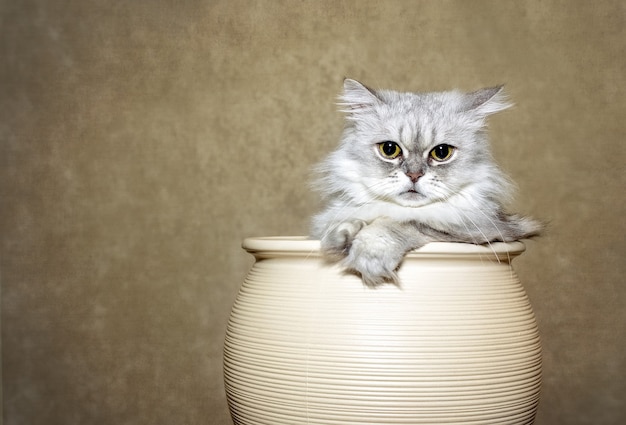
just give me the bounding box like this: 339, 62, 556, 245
394, 191, 433, 208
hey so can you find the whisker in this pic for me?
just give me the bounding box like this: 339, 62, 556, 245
453, 206, 500, 263
425, 182, 500, 261
446, 184, 512, 265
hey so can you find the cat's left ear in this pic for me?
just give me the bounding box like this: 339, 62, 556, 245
338, 78, 383, 114
462, 85, 513, 117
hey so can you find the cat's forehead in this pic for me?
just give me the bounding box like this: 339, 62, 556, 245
373, 91, 462, 143
380, 89, 459, 109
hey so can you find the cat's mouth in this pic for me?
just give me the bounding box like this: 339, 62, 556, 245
404, 187, 422, 196
401, 189, 426, 200
396, 189, 431, 207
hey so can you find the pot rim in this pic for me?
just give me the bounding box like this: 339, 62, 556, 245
243, 236, 526, 260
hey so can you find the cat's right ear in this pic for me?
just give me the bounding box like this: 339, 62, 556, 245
338, 78, 382, 114
463, 86, 513, 116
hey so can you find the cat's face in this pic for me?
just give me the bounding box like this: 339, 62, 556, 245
332, 79, 510, 208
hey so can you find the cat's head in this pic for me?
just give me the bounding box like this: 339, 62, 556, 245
315, 79, 513, 209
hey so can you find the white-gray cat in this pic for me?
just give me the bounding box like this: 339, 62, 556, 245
311, 79, 542, 286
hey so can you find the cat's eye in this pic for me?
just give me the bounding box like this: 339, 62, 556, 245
378, 141, 402, 159
429, 144, 455, 162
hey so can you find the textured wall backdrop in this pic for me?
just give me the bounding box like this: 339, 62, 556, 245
1, 1, 624, 424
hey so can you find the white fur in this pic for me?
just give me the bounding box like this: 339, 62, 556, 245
311, 79, 541, 285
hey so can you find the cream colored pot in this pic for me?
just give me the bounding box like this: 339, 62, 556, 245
224, 237, 541, 424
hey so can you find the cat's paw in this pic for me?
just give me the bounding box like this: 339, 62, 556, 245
342, 225, 405, 287
320, 220, 366, 259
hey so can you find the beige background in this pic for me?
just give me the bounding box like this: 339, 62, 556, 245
1, 1, 624, 424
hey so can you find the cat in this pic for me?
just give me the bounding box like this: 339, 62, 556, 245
311, 78, 543, 286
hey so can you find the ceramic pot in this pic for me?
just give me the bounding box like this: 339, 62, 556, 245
224, 237, 541, 424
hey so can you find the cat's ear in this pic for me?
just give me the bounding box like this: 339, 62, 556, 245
338, 78, 382, 114
463, 85, 512, 117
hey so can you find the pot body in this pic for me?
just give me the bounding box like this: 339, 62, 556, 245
224, 237, 541, 425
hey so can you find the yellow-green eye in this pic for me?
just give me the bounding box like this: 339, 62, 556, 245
378, 141, 402, 159
429, 144, 455, 162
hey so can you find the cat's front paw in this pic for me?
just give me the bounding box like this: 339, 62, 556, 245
320, 220, 366, 260
342, 225, 405, 287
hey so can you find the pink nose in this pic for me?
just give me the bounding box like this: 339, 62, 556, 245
406, 171, 423, 183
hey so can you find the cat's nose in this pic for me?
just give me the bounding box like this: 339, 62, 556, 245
406, 171, 424, 183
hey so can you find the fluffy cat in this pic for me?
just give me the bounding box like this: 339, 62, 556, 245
311, 79, 542, 286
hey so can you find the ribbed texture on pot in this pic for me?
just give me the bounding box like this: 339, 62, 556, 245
224, 237, 541, 424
